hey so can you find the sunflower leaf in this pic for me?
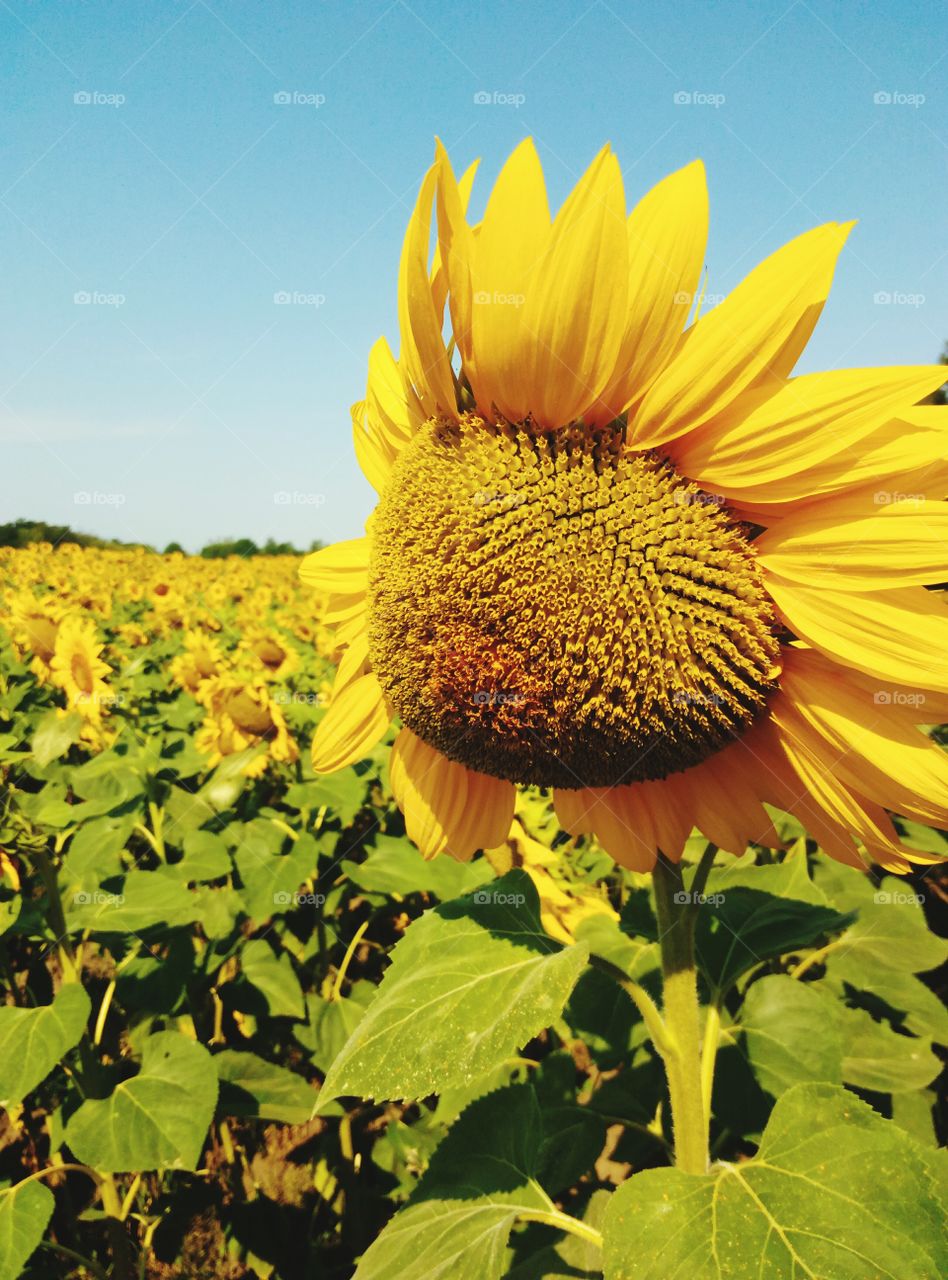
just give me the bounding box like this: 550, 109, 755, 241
0, 1180, 54, 1280
602, 1083, 948, 1279
0, 984, 91, 1109
316, 871, 588, 1108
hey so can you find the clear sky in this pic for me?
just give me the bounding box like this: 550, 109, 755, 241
1, 0, 945, 551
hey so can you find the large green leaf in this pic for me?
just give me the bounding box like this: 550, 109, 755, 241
239, 938, 306, 1020
0, 984, 91, 1109
825, 952, 948, 1044
838, 1004, 941, 1094
354, 1086, 572, 1280
317, 872, 588, 1107
234, 831, 321, 923
740, 974, 843, 1097
31, 709, 82, 767
602, 1083, 948, 1279
65, 1032, 218, 1172
0, 1180, 54, 1280
65, 867, 203, 933
694, 856, 853, 994
214, 1050, 315, 1123
341, 834, 493, 899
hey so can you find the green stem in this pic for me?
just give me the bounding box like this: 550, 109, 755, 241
653, 854, 709, 1175
588, 954, 673, 1058
516, 1207, 603, 1249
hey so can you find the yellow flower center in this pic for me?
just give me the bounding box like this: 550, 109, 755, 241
368, 414, 781, 788
223, 690, 276, 738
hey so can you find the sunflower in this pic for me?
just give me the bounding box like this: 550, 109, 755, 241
238, 628, 299, 682
49, 615, 114, 719
170, 629, 229, 696
6, 590, 63, 681
195, 676, 298, 776
300, 139, 948, 874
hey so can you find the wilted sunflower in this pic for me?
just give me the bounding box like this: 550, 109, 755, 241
301, 139, 948, 873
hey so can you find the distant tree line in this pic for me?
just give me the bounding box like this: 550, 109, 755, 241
0, 520, 322, 557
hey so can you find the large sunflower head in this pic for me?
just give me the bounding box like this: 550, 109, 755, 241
301, 139, 948, 874
49, 615, 114, 719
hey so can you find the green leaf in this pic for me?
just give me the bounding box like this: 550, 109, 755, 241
234, 831, 321, 923
354, 1086, 565, 1280
739, 974, 842, 1097
814, 861, 948, 974
65, 1032, 218, 1172
0, 1180, 54, 1280
824, 952, 948, 1044
0, 985, 91, 1108
65, 868, 203, 933
603, 1083, 948, 1279
838, 1004, 941, 1094
31, 710, 82, 767
168, 829, 232, 882
284, 772, 367, 827
239, 938, 306, 1020
341, 834, 493, 899
300, 983, 375, 1074
214, 1050, 315, 1123
695, 857, 853, 994
317, 872, 588, 1107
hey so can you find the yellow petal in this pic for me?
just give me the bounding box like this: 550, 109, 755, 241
632, 221, 853, 449
671, 366, 948, 500
757, 495, 948, 589
352, 401, 392, 493
299, 539, 369, 594
765, 575, 948, 694
469, 138, 551, 422
434, 142, 478, 371
311, 672, 389, 773
522, 146, 629, 427
366, 336, 417, 449
390, 729, 514, 860
558, 785, 657, 872
776, 649, 948, 828
398, 165, 457, 418
332, 628, 370, 696
596, 159, 709, 422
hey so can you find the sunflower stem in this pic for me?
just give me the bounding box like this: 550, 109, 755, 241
653, 853, 709, 1175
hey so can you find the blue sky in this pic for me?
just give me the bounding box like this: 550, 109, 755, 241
1, 0, 945, 551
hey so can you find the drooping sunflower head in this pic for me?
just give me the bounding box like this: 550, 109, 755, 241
302, 139, 948, 874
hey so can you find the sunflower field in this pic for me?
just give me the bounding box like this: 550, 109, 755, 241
0, 536, 945, 1279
